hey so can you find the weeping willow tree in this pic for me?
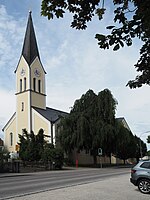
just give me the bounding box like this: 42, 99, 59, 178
59, 89, 118, 165
96, 89, 117, 163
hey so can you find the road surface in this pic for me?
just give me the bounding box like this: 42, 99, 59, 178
1, 167, 148, 200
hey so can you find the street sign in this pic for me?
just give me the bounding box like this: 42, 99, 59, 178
98, 148, 102, 156
15, 144, 20, 151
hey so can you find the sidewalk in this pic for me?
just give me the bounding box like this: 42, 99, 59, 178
0, 166, 77, 178
0, 165, 133, 178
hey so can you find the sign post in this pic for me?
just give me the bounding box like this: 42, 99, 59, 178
98, 148, 102, 168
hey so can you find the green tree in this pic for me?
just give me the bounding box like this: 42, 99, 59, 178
59, 90, 97, 163
18, 129, 45, 162
53, 148, 64, 169
41, 143, 55, 164
97, 89, 117, 124
147, 135, 150, 143
41, 0, 150, 88
115, 121, 137, 164
139, 138, 147, 158
147, 150, 150, 157
0, 147, 9, 172
59, 115, 78, 154
59, 89, 117, 165
34, 129, 45, 160
71, 89, 97, 152
19, 129, 64, 169
133, 135, 147, 162
18, 129, 30, 162
96, 89, 117, 163
41, 143, 64, 169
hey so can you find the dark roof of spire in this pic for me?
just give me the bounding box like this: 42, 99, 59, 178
22, 11, 40, 65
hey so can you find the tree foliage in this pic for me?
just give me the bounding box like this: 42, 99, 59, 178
96, 90, 117, 162
59, 89, 117, 164
147, 150, 150, 157
41, 0, 150, 88
41, 143, 64, 169
59, 88, 147, 164
0, 147, 9, 172
147, 135, 150, 143
18, 129, 45, 162
115, 121, 137, 163
59, 89, 97, 155
18, 129, 64, 168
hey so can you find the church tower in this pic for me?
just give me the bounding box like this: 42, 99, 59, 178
3, 12, 68, 153
15, 11, 46, 135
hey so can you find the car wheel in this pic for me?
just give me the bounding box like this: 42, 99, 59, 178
138, 179, 150, 194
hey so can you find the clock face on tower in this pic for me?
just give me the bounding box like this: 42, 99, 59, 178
20, 68, 25, 76
34, 68, 41, 77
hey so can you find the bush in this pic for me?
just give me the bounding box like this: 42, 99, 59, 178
41, 144, 64, 169
53, 148, 64, 169
0, 147, 9, 172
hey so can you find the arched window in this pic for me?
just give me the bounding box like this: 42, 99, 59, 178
38, 80, 41, 93
20, 79, 22, 92
10, 133, 13, 146
33, 78, 36, 91
24, 77, 26, 91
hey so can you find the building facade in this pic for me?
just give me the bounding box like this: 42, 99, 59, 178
3, 12, 67, 153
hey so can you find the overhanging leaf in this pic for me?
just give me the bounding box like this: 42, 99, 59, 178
106, 26, 115, 29
95, 34, 105, 41
113, 44, 120, 51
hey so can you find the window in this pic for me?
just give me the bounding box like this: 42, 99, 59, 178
140, 162, 150, 169
20, 79, 22, 92
24, 77, 26, 91
33, 78, 36, 91
21, 102, 24, 111
38, 80, 41, 93
10, 133, 13, 146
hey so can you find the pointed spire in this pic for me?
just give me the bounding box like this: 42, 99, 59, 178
22, 11, 40, 65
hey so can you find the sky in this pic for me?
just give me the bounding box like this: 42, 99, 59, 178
0, 0, 150, 150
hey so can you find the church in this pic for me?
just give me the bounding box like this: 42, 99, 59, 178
2, 12, 68, 153
2, 11, 133, 166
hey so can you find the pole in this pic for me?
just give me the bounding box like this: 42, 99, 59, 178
99, 155, 102, 168
98, 148, 102, 168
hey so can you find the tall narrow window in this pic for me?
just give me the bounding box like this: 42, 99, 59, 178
38, 80, 41, 93
10, 133, 13, 146
20, 79, 22, 92
33, 78, 36, 91
24, 77, 26, 91
21, 102, 24, 111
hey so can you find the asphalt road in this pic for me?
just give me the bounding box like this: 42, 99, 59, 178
0, 167, 149, 200
16, 173, 149, 200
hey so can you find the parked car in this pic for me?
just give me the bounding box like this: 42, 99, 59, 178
130, 160, 150, 194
